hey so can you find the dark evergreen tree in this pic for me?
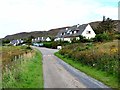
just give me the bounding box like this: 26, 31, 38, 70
26, 35, 35, 45
95, 16, 116, 34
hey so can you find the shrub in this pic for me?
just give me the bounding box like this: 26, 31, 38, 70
71, 38, 79, 43
93, 32, 111, 42
51, 41, 61, 49
59, 41, 118, 76
43, 42, 52, 48
43, 41, 70, 49
115, 34, 120, 40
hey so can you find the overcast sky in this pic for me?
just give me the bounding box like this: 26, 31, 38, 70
0, 0, 118, 38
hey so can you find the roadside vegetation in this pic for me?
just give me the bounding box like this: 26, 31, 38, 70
1, 16, 119, 89
42, 41, 70, 49
54, 17, 119, 88
1, 46, 43, 88
55, 40, 119, 88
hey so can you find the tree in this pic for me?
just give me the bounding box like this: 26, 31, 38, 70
2, 39, 10, 44
78, 35, 88, 42
26, 35, 35, 45
48, 36, 54, 42
93, 32, 110, 42
71, 37, 78, 43
95, 16, 116, 34
103, 16, 106, 22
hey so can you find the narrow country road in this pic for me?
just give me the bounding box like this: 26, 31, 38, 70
35, 47, 109, 88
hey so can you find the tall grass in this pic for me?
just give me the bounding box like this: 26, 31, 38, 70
57, 40, 119, 88
0, 46, 2, 89
2, 46, 43, 88
55, 52, 118, 88
59, 40, 118, 76
2, 46, 32, 69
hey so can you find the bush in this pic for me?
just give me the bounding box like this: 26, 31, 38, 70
59, 41, 118, 76
20, 46, 32, 50
115, 34, 120, 40
2, 39, 10, 44
43, 41, 70, 49
93, 32, 111, 42
43, 42, 52, 48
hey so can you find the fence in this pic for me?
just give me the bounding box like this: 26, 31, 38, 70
2, 51, 33, 88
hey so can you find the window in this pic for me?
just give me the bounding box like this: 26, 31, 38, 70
74, 31, 77, 34
70, 32, 72, 35
61, 33, 64, 35
72, 31, 74, 34
76, 30, 79, 33
87, 31, 91, 34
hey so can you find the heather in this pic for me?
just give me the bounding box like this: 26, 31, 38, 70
59, 40, 119, 76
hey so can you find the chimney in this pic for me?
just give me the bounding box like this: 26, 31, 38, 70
66, 28, 68, 30
77, 24, 80, 28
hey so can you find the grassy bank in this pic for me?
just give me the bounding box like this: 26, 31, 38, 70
55, 41, 119, 88
55, 52, 118, 88
2, 47, 44, 88
2, 46, 32, 68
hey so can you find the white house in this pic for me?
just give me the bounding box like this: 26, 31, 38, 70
10, 39, 24, 46
46, 37, 51, 42
54, 24, 96, 42
81, 24, 96, 39
32, 37, 51, 43
57, 46, 62, 49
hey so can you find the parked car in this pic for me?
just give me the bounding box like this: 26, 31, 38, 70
33, 43, 43, 47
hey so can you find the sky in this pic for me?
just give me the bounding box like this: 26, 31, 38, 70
0, 0, 119, 38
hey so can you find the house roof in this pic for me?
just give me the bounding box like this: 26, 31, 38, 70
55, 24, 88, 38
10, 39, 24, 44
32, 37, 51, 42
76, 24, 88, 35
55, 29, 66, 38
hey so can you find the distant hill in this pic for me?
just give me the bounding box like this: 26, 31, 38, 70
3, 26, 70, 40
3, 20, 120, 41
89, 20, 120, 33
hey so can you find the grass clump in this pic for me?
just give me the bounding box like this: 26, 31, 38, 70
2, 49, 44, 88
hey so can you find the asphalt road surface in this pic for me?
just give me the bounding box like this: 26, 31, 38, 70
35, 47, 110, 88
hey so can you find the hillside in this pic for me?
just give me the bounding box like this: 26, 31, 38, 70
3, 26, 70, 40
89, 20, 120, 32
3, 20, 120, 41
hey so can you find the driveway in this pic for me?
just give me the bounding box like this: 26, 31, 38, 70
35, 47, 109, 88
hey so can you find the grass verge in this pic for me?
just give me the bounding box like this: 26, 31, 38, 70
55, 52, 118, 88
2, 49, 44, 88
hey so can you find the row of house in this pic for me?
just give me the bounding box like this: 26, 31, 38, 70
10, 23, 96, 45
10, 39, 24, 46
54, 24, 96, 42
32, 37, 51, 43
10, 37, 51, 46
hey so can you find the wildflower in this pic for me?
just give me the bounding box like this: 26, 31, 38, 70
93, 64, 95, 66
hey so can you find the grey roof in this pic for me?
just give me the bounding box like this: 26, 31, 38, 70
32, 37, 51, 42
55, 28, 68, 38
10, 39, 24, 44
10, 40, 18, 44
55, 24, 88, 38
76, 24, 88, 35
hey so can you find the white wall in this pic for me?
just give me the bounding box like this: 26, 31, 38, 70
64, 38, 71, 43
57, 46, 62, 49
54, 37, 64, 41
46, 37, 51, 41
76, 37, 80, 40
81, 24, 96, 39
